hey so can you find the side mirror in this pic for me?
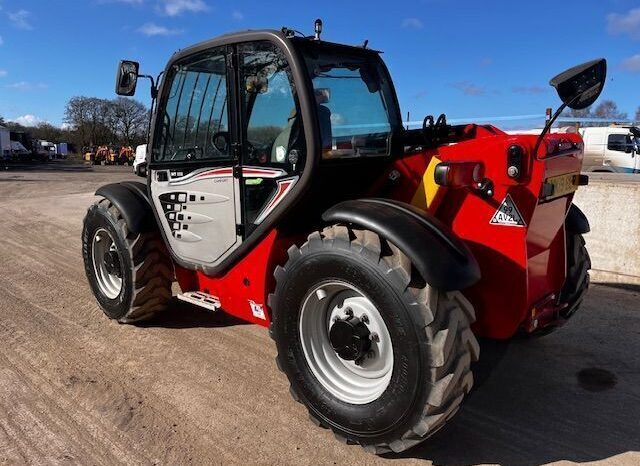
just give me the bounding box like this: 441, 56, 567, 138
116, 60, 140, 96
549, 58, 606, 110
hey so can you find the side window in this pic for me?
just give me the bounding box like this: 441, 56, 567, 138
607, 134, 631, 153
154, 49, 230, 162
238, 42, 305, 235
238, 42, 305, 169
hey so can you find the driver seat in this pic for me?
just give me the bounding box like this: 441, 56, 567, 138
270, 105, 332, 163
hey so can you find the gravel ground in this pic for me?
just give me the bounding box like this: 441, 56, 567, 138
0, 163, 638, 466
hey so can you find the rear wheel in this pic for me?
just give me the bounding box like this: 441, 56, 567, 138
559, 232, 590, 318
82, 198, 173, 323
270, 225, 479, 454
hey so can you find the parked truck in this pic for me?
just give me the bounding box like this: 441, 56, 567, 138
0, 125, 10, 161
56, 142, 69, 158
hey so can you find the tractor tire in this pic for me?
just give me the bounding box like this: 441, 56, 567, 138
269, 225, 479, 454
558, 232, 590, 318
82, 198, 173, 323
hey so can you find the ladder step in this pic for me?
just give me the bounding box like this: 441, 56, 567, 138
177, 291, 221, 311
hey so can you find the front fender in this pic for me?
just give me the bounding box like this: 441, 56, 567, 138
322, 198, 481, 291
95, 181, 156, 234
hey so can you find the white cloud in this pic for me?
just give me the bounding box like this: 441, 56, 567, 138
512, 85, 546, 95
0, 70, 7, 78
401, 18, 423, 29
620, 54, 640, 72
161, 0, 208, 16
452, 81, 485, 96
9, 114, 45, 127
8, 9, 33, 30
5, 81, 47, 91
138, 22, 182, 36
232, 10, 244, 21
607, 8, 640, 39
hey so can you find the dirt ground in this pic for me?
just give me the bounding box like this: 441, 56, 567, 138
0, 163, 638, 466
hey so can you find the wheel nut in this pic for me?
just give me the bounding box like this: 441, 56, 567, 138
370, 332, 379, 342
344, 307, 353, 317
361, 315, 369, 324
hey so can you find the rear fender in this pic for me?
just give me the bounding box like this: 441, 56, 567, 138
95, 182, 156, 234
322, 198, 481, 291
565, 204, 590, 234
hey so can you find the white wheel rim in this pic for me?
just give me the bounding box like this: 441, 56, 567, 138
91, 228, 123, 299
299, 281, 394, 405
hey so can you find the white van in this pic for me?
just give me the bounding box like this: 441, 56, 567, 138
579, 126, 640, 173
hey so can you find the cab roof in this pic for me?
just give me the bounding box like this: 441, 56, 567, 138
170, 28, 382, 63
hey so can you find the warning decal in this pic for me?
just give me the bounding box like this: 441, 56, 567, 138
490, 194, 526, 227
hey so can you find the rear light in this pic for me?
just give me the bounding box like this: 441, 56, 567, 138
434, 161, 484, 188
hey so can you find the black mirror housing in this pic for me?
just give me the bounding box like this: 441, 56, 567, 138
549, 58, 606, 110
116, 60, 140, 96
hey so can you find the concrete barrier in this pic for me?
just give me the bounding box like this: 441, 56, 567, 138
573, 173, 640, 286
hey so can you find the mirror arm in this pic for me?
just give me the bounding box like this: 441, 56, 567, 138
137, 74, 158, 99
533, 90, 583, 157
532, 102, 567, 157
137, 72, 163, 142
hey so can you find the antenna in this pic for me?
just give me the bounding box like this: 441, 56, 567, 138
314, 19, 323, 40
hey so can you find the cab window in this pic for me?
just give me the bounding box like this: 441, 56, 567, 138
238, 41, 305, 233
300, 43, 400, 159
239, 41, 305, 170
153, 48, 230, 162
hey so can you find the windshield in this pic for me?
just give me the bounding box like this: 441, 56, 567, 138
299, 43, 400, 159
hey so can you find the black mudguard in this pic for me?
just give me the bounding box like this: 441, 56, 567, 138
322, 198, 481, 291
95, 182, 156, 234
565, 204, 590, 234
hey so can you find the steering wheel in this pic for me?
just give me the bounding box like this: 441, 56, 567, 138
211, 131, 230, 154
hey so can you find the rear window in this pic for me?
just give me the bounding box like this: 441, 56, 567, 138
299, 43, 400, 159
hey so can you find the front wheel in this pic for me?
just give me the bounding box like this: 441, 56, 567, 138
270, 225, 479, 454
82, 198, 174, 323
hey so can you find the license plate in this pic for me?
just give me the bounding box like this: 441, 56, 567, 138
541, 172, 580, 200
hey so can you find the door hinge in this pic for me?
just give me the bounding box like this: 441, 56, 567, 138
233, 165, 242, 178
236, 224, 245, 236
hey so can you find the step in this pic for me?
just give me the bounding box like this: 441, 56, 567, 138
177, 291, 221, 311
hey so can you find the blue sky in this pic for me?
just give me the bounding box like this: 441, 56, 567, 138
1, 0, 639, 128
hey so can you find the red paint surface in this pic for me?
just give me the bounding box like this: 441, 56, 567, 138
176, 126, 585, 339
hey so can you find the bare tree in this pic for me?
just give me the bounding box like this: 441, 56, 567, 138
593, 100, 628, 121
112, 97, 149, 145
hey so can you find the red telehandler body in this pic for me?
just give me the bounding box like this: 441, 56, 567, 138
82, 22, 603, 453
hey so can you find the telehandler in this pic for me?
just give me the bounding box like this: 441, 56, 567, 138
82, 21, 603, 453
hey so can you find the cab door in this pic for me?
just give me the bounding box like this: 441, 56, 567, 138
149, 46, 242, 269
236, 41, 305, 237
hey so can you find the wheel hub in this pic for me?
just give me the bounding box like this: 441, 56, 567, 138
103, 251, 122, 277
299, 282, 394, 404
91, 228, 123, 300
329, 314, 371, 362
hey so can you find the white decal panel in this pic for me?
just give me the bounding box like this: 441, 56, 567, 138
490, 194, 526, 227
